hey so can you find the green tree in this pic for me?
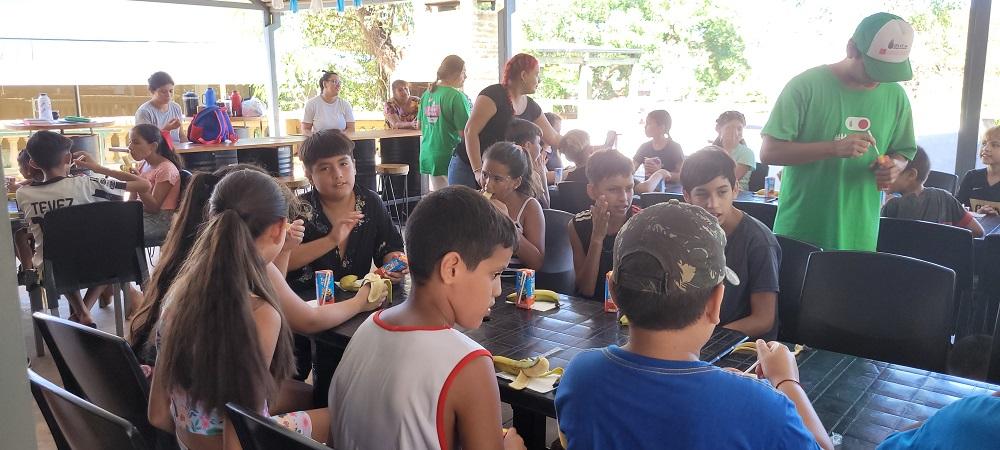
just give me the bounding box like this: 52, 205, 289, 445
280, 4, 413, 112
519, 0, 749, 101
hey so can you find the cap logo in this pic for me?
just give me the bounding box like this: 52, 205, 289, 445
866, 19, 913, 64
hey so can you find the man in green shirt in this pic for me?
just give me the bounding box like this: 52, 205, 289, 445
761, 12, 918, 251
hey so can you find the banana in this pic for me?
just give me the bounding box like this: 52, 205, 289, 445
619, 315, 629, 326
505, 289, 560, 303
732, 342, 806, 356
494, 356, 561, 390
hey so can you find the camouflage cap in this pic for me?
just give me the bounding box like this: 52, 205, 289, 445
612, 200, 739, 295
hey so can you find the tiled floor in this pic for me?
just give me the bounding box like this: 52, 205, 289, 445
20, 283, 126, 450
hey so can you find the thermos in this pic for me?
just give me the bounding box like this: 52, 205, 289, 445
182, 92, 199, 117
203, 88, 217, 109
230, 90, 243, 117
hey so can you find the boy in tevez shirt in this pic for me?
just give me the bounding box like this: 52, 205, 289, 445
16, 131, 150, 326
328, 186, 525, 450
882, 146, 984, 237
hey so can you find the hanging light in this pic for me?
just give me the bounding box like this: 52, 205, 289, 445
353, 0, 361, 6
289, 0, 298, 12
310, 0, 324, 12
336, 0, 345, 12
272, 0, 284, 10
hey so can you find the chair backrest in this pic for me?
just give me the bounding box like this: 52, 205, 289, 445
552, 181, 592, 214
41, 201, 149, 293
31, 313, 176, 449
748, 162, 769, 192
225, 403, 327, 450
639, 192, 684, 209
877, 218, 974, 291
775, 235, 821, 343
538, 209, 576, 294
733, 201, 777, 230
798, 251, 955, 372
926, 170, 959, 195
179, 169, 193, 196
29, 370, 150, 450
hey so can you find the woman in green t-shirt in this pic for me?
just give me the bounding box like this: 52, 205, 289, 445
419, 55, 471, 191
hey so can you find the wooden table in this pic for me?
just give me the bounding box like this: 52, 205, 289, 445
3, 120, 115, 133
310, 282, 998, 450
175, 137, 304, 177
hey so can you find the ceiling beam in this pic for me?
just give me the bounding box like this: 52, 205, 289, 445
128, 0, 261, 10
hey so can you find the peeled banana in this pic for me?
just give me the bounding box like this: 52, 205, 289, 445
493, 355, 564, 390
505, 289, 560, 303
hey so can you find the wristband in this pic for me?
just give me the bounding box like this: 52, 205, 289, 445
774, 379, 801, 390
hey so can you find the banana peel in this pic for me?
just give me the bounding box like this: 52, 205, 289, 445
493, 355, 564, 390
505, 289, 560, 304
732, 342, 805, 356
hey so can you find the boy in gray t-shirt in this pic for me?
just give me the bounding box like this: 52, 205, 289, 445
882, 147, 984, 238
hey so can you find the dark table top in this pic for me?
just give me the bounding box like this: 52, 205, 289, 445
312, 283, 998, 450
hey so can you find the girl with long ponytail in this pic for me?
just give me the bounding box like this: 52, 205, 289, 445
147, 170, 335, 450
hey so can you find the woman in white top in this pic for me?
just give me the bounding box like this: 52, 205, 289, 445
481, 142, 545, 270
302, 71, 355, 135
135, 71, 184, 143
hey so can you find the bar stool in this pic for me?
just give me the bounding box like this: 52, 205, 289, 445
376, 163, 409, 226
278, 176, 311, 196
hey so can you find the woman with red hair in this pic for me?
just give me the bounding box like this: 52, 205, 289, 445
448, 53, 565, 188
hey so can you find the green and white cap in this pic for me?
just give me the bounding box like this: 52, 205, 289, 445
853, 12, 915, 83
612, 200, 738, 296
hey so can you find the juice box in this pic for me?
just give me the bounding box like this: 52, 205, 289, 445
514, 269, 536, 310
764, 176, 777, 199
315, 270, 335, 305
604, 271, 619, 313
375, 255, 408, 277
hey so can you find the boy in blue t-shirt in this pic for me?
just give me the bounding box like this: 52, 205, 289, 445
878, 392, 1000, 449
555, 201, 833, 450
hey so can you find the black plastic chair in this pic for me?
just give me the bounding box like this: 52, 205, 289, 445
40, 201, 149, 337
926, 170, 959, 195
798, 251, 956, 372
537, 209, 575, 294
29, 369, 150, 450
877, 218, 975, 335
33, 313, 178, 450
733, 201, 777, 230
226, 403, 326, 450
551, 181, 592, 214
775, 235, 821, 343
748, 162, 769, 192
975, 235, 1000, 335
639, 192, 684, 209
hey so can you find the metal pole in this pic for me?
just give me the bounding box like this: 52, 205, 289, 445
498, 0, 515, 79
956, 0, 991, 177
263, 11, 282, 137
74, 85, 82, 116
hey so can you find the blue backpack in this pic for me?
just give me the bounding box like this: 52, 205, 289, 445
187, 106, 238, 144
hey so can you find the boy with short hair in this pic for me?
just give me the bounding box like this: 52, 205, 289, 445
328, 186, 525, 450
285, 129, 405, 400
505, 117, 550, 208
681, 147, 781, 339
882, 146, 984, 237
16, 131, 151, 326
555, 201, 833, 450
568, 149, 640, 298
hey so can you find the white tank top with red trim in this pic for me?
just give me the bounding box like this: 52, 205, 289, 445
328, 311, 491, 450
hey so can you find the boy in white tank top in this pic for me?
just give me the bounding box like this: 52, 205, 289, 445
329, 186, 526, 450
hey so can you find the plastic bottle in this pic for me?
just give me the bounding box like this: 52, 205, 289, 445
230, 90, 243, 117
37, 93, 53, 121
